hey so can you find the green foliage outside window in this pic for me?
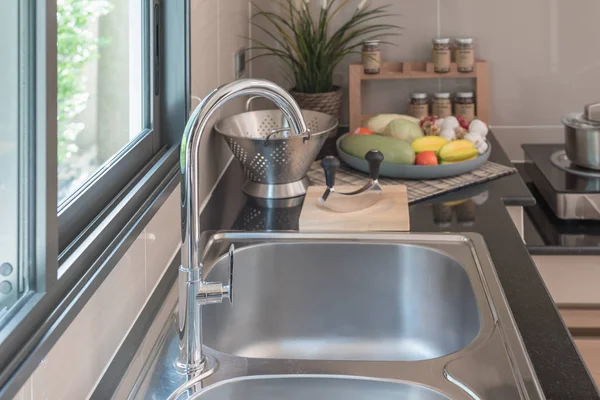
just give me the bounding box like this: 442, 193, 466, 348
57, 0, 112, 164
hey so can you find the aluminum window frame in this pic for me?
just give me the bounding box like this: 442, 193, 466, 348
57, 0, 162, 252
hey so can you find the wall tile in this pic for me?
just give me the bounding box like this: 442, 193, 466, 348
491, 126, 563, 161
218, 0, 250, 117
328, 0, 438, 125
31, 235, 146, 400
248, 0, 289, 110
248, 0, 597, 157
11, 378, 31, 400
141, 283, 178, 361
190, 0, 247, 202
145, 189, 181, 295
190, 0, 219, 102
439, 0, 600, 126
110, 352, 143, 400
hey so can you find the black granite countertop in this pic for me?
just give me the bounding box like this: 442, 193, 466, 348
202, 132, 599, 399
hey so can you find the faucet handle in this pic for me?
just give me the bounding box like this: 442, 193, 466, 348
226, 244, 234, 303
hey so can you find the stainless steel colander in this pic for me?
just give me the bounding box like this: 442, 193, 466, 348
214, 108, 337, 199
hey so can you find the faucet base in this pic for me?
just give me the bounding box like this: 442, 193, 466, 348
242, 176, 310, 199
174, 352, 218, 376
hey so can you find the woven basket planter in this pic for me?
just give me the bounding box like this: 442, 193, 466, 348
290, 87, 342, 120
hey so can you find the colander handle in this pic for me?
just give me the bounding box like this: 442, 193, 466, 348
264, 128, 312, 146
245, 96, 262, 112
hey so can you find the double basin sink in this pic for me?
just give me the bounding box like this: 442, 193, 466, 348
129, 233, 544, 399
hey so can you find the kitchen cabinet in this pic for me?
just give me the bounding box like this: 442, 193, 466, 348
574, 339, 600, 385
506, 206, 524, 241
532, 256, 600, 306
532, 255, 600, 385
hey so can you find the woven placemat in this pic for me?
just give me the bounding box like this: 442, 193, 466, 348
307, 161, 516, 204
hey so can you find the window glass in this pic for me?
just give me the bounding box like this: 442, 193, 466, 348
57, 0, 145, 203
0, 2, 30, 317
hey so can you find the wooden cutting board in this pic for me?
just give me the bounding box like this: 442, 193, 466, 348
299, 185, 410, 232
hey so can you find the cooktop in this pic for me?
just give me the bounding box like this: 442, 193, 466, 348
523, 144, 600, 194
523, 144, 600, 220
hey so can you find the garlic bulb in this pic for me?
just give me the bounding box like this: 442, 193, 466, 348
455, 127, 469, 140
469, 119, 489, 137
441, 116, 459, 131
439, 128, 457, 141
464, 132, 485, 148
434, 118, 445, 127
476, 141, 489, 155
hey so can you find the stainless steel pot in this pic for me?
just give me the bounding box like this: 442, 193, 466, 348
561, 103, 600, 170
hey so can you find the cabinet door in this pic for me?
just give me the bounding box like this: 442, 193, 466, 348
532, 256, 600, 306
574, 338, 600, 385
506, 206, 524, 241
561, 309, 600, 332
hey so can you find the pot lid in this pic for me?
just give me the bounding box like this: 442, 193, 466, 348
562, 103, 600, 129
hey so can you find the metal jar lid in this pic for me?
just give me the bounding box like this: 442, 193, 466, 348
456, 38, 474, 45
456, 92, 474, 99
562, 103, 600, 130
363, 40, 380, 46
411, 92, 428, 100
433, 92, 451, 99
432, 38, 451, 45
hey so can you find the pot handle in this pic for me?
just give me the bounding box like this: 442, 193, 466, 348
585, 103, 600, 122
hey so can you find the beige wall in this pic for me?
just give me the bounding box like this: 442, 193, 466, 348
190, 0, 250, 201
250, 0, 600, 160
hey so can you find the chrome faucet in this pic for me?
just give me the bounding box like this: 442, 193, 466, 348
177, 79, 309, 373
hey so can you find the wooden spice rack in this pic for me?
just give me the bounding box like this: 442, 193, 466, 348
349, 61, 489, 132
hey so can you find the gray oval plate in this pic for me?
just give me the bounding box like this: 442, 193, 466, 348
336, 133, 491, 179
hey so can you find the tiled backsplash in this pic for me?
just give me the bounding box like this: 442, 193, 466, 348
190, 0, 249, 202
250, 0, 600, 160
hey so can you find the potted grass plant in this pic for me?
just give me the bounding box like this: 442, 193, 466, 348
249, 0, 400, 119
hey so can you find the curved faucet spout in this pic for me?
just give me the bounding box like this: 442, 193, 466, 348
178, 79, 308, 372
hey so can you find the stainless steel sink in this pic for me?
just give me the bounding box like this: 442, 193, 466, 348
203, 242, 480, 361
189, 375, 449, 400
128, 233, 545, 400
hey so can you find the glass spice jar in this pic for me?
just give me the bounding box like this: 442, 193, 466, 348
362, 40, 381, 74
408, 93, 429, 119
454, 92, 475, 121
432, 38, 451, 73
432, 92, 452, 118
455, 38, 475, 73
